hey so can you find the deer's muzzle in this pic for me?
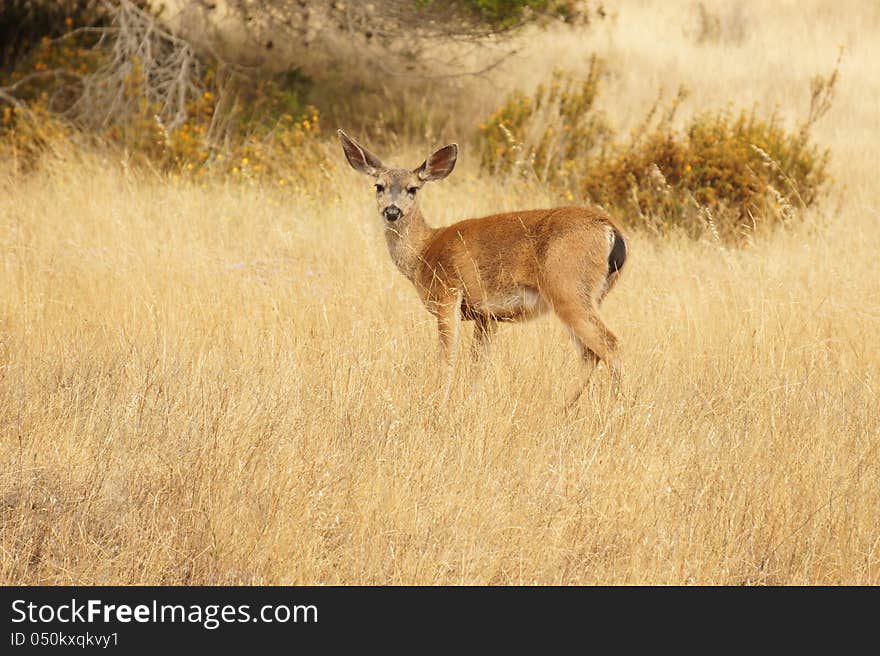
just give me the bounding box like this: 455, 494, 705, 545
383, 206, 402, 222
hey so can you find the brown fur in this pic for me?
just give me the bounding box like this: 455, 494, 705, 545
338, 130, 627, 403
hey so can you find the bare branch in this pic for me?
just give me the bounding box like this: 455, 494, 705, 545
63, 0, 203, 131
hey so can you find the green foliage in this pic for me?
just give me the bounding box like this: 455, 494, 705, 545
234, 70, 313, 133
477, 62, 833, 242
463, 0, 551, 23
419, 0, 585, 26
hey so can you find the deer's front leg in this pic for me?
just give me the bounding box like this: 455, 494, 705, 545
434, 291, 463, 404
472, 314, 498, 363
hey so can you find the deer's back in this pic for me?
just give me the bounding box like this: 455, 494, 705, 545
416, 206, 621, 308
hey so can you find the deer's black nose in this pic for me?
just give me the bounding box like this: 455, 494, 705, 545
383, 206, 402, 222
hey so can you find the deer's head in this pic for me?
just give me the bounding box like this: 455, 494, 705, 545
338, 130, 457, 227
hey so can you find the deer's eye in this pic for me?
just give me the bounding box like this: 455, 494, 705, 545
375, 183, 385, 193
407, 186, 419, 196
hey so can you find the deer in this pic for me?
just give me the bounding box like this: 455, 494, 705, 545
338, 130, 628, 406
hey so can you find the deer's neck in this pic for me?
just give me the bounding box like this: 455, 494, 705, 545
384, 208, 435, 284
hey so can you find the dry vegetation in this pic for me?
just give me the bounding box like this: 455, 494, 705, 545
2, 0, 879, 584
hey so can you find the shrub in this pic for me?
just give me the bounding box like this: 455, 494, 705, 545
0, 22, 326, 184
478, 55, 611, 187
581, 109, 830, 239
463, 0, 590, 25
476, 61, 833, 242
0, 0, 112, 71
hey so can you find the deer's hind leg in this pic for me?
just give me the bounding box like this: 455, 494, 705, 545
542, 262, 622, 406
559, 305, 621, 407
564, 328, 601, 407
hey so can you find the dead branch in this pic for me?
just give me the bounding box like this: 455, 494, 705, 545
64, 0, 202, 131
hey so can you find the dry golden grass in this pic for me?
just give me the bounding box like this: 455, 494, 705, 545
1, 0, 879, 584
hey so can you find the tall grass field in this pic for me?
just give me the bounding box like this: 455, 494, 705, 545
1, 1, 879, 584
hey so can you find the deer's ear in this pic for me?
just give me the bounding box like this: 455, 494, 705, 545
338, 130, 384, 176
416, 144, 458, 182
